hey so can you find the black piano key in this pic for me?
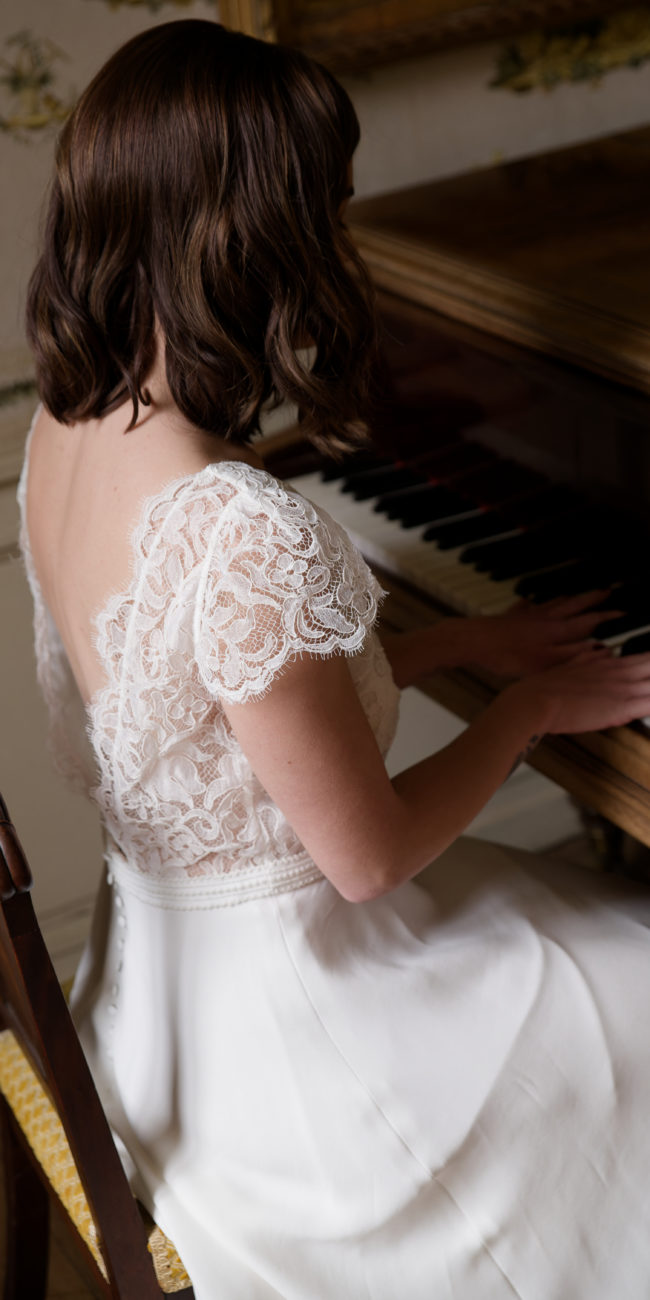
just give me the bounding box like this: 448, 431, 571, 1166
377, 463, 548, 530
593, 612, 649, 640
422, 508, 479, 540
379, 457, 540, 517
342, 465, 425, 498
502, 538, 642, 585
515, 560, 619, 601
492, 544, 583, 580
321, 450, 388, 482
345, 440, 498, 501
597, 581, 650, 610
377, 481, 453, 514
465, 506, 636, 579
429, 487, 586, 554
399, 501, 537, 543
481, 531, 609, 580
462, 524, 579, 574
377, 486, 470, 527
423, 485, 580, 550
424, 511, 521, 549
334, 425, 469, 490
621, 631, 650, 656
590, 583, 650, 639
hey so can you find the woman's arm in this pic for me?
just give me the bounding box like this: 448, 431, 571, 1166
223, 644, 650, 904
380, 590, 621, 689
378, 619, 479, 688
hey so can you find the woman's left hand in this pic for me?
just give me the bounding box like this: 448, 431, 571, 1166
468, 590, 621, 678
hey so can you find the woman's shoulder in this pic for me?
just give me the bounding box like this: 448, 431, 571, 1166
186, 458, 322, 521
180, 457, 359, 566
190, 460, 385, 702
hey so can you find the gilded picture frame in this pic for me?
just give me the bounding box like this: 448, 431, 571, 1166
221, 0, 638, 71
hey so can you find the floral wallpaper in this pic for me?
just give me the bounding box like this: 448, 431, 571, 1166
492, 7, 650, 92
3, 0, 650, 419
0, 31, 73, 137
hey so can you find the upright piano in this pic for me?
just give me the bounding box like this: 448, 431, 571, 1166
264, 124, 650, 847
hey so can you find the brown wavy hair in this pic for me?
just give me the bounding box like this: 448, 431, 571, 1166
26, 20, 378, 451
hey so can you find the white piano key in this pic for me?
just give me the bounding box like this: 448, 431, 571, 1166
289, 470, 650, 689
290, 473, 571, 622
605, 622, 650, 649
473, 589, 523, 615
292, 473, 435, 575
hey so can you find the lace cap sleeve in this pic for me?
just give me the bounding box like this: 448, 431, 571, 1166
194, 466, 384, 703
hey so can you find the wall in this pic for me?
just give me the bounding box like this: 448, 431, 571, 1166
0, 0, 218, 360
3, 9, 650, 357
346, 34, 650, 198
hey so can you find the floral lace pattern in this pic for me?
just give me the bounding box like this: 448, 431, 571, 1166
194, 465, 383, 700
19, 443, 401, 888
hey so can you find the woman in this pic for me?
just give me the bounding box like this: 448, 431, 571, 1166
20, 19, 650, 1299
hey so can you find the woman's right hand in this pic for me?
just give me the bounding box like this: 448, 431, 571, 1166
503, 646, 650, 737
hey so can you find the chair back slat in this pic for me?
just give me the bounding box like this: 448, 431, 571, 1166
0, 799, 31, 897
0, 799, 165, 1298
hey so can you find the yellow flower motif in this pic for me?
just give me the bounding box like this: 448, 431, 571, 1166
0, 30, 73, 139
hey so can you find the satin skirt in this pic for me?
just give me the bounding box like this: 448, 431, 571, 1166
71, 838, 650, 1300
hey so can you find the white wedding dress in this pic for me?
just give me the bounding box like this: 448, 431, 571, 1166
18, 420, 650, 1299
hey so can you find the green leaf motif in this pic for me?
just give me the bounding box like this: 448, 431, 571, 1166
491, 6, 650, 93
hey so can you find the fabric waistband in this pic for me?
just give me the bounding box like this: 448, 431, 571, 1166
105, 844, 324, 910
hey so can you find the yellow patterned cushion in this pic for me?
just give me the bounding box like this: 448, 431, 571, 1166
0, 1028, 192, 1292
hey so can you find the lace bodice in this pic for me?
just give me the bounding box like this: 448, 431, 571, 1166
19, 427, 400, 890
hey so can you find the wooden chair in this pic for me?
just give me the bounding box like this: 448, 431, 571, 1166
0, 792, 195, 1298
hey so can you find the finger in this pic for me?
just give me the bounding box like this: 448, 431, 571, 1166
615, 649, 650, 666
626, 701, 650, 723
542, 640, 611, 664
589, 609, 626, 622
572, 651, 637, 675
557, 641, 614, 660
628, 694, 650, 711
566, 645, 614, 665
583, 658, 650, 687
499, 598, 528, 617
539, 588, 612, 615
557, 609, 625, 640
614, 653, 650, 678
597, 698, 650, 729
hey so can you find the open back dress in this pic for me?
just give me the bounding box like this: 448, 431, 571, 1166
19, 412, 650, 1299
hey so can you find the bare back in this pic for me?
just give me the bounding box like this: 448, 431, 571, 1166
25, 399, 254, 708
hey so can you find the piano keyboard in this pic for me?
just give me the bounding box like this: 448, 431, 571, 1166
292, 466, 524, 615
288, 435, 650, 654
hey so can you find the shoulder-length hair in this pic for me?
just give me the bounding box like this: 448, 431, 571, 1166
26, 20, 378, 452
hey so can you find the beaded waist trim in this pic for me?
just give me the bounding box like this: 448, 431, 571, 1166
105, 845, 324, 910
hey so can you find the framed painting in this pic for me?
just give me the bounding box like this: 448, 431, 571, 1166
220, 0, 640, 71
